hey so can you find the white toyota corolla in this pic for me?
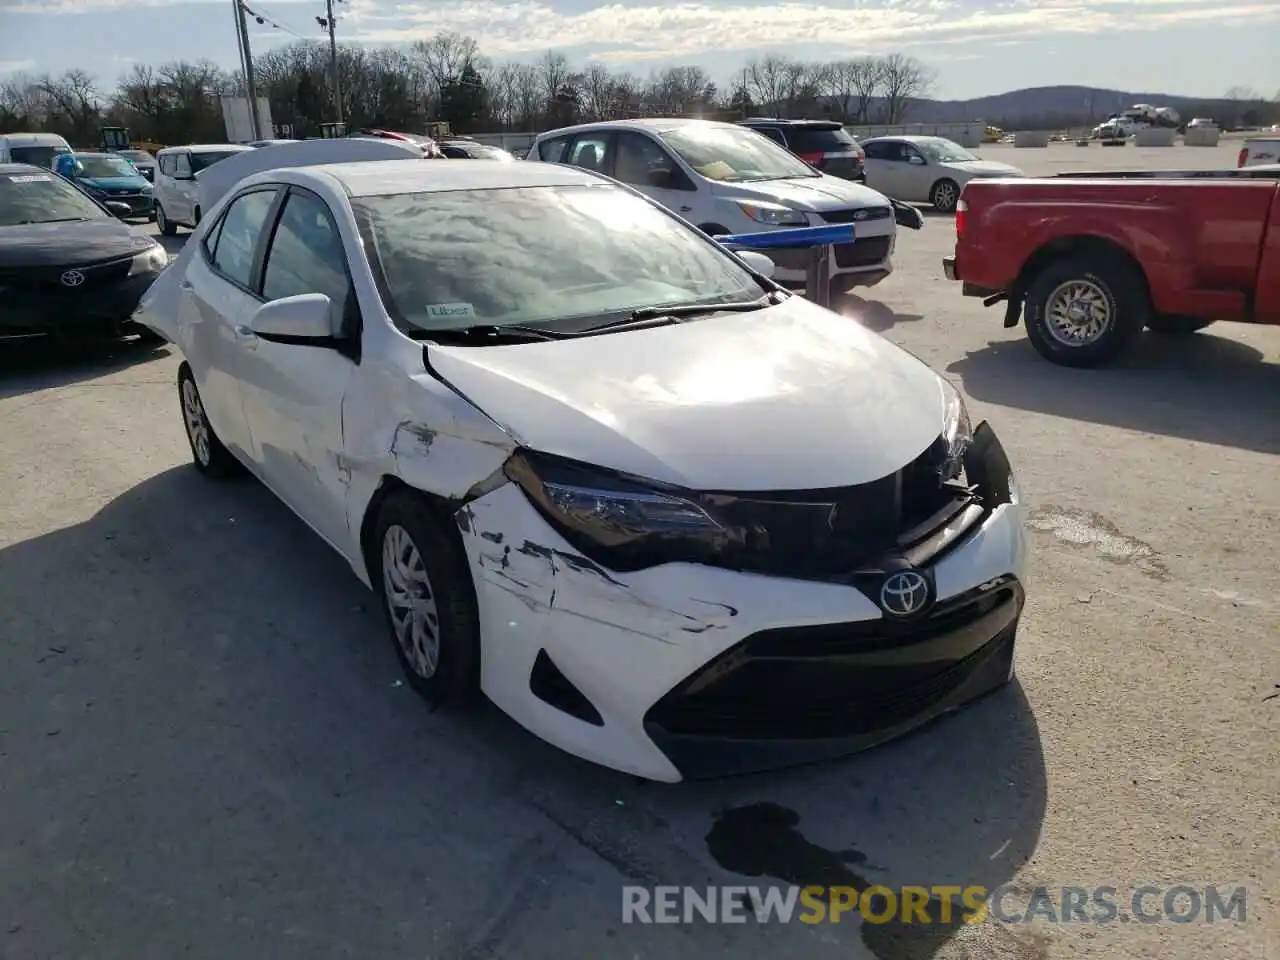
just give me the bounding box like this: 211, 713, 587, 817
135, 157, 1028, 783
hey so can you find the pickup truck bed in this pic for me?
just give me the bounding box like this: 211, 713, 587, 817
943, 170, 1280, 366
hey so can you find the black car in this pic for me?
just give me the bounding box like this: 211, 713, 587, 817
738, 118, 867, 182
0, 163, 169, 343
439, 139, 516, 160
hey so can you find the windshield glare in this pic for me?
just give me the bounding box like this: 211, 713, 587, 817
918, 138, 979, 162
0, 171, 107, 226
660, 124, 819, 182
76, 155, 139, 178
355, 184, 762, 335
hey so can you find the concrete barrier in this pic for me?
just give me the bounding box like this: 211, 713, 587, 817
1183, 126, 1221, 147
1014, 131, 1050, 148
1134, 127, 1177, 147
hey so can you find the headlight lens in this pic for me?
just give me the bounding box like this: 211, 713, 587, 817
128, 242, 168, 276
737, 201, 808, 227
940, 378, 973, 481
505, 450, 744, 571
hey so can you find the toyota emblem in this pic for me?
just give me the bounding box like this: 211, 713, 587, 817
879, 570, 931, 617
60, 270, 86, 288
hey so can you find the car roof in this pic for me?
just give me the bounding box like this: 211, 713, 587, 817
70, 152, 116, 159
0, 132, 70, 145
536, 117, 737, 139
742, 118, 842, 129
266, 158, 606, 197
159, 143, 252, 154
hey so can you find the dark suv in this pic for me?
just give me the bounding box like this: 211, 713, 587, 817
738, 119, 866, 182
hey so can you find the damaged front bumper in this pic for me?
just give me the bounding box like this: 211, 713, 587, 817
456, 424, 1029, 782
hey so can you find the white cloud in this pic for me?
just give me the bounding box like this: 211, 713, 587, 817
340, 0, 1279, 60
0, 58, 37, 73
0, 0, 309, 10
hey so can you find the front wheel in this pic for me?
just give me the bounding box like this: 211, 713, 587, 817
929, 178, 960, 213
1023, 254, 1149, 368
177, 362, 242, 479
372, 491, 481, 707
156, 203, 177, 237
1146, 315, 1214, 336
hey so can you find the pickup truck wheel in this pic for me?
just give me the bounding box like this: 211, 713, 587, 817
1024, 255, 1147, 367
929, 179, 960, 213
1146, 315, 1215, 336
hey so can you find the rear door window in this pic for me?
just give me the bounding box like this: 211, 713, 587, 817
537, 136, 572, 163
787, 127, 858, 154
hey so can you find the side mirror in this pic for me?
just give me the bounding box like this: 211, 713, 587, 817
735, 250, 775, 278
908, 155, 926, 166
249, 293, 334, 342
104, 201, 132, 218
890, 199, 924, 231
645, 168, 676, 189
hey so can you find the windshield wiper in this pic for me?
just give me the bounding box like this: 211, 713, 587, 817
578, 295, 776, 335
410, 324, 569, 344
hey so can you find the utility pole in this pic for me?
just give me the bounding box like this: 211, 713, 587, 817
234, 0, 263, 140
322, 0, 343, 126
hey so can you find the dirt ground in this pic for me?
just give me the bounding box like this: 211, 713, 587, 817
0, 142, 1276, 960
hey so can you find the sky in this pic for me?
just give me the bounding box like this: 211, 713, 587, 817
0, 0, 1276, 103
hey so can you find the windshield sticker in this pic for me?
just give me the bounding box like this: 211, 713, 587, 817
695, 161, 735, 181
426, 302, 476, 321
9, 174, 54, 183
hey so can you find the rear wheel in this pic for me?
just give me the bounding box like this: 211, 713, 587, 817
1023, 254, 1148, 368
1146, 315, 1214, 336
929, 178, 960, 213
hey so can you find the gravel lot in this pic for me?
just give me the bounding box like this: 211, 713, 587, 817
1, 142, 1276, 960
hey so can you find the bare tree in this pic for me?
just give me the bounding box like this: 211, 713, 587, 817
579, 62, 615, 121
511, 63, 542, 131
879, 53, 935, 123
746, 55, 796, 115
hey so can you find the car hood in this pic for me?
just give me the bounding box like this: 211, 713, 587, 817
81, 176, 150, 191
0, 218, 150, 268
718, 175, 891, 211
425, 297, 948, 491
944, 160, 1025, 177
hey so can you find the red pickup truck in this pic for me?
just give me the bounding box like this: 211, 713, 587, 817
942, 168, 1280, 366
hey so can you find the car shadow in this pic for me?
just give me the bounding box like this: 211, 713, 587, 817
839, 295, 925, 333
0, 467, 1047, 959
948, 332, 1280, 455
0, 336, 170, 400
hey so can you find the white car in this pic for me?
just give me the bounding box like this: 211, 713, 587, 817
528, 118, 899, 300
134, 157, 1029, 783
153, 143, 252, 235
1238, 137, 1280, 168
860, 136, 1026, 212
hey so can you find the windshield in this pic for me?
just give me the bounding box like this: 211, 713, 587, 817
120, 150, 154, 163
0, 170, 107, 226
76, 155, 139, 178
354, 183, 762, 335
659, 124, 819, 182
190, 150, 242, 173
9, 145, 64, 168
916, 138, 979, 163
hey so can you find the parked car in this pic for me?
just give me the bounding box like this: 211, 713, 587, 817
942, 167, 1280, 367
440, 139, 515, 161
52, 151, 154, 219
115, 148, 157, 181
528, 118, 899, 299
154, 143, 253, 235
860, 136, 1025, 213
247, 139, 301, 148
352, 128, 444, 158
0, 131, 72, 167
737, 118, 866, 182
133, 156, 1028, 782
1238, 136, 1280, 168
0, 163, 167, 343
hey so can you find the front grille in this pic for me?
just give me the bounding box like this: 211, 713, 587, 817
834, 236, 892, 267
0, 254, 133, 295
821, 207, 891, 224
645, 581, 1023, 740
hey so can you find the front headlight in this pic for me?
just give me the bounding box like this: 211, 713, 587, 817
128, 242, 168, 276
504, 450, 744, 571
737, 201, 808, 227
939, 378, 973, 481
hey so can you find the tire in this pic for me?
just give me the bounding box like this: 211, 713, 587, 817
1023, 254, 1148, 368
156, 203, 177, 237
929, 178, 960, 213
193, 206, 202, 226
1146, 315, 1214, 336
371, 491, 481, 707
177, 362, 242, 479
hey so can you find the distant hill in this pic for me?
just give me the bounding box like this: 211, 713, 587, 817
903, 85, 1239, 127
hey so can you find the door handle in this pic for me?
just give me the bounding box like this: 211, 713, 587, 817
679, 205, 692, 212
233, 325, 259, 348
179, 280, 193, 291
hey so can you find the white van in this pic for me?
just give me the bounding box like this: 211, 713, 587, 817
0, 132, 73, 168
527, 118, 899, 297
153, 143, 252, 235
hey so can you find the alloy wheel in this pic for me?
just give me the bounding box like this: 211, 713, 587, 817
181, 379, 211, 466
1044, 279, 1113, 346
381, 524, 441, 679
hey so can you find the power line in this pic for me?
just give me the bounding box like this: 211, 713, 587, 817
241, 2, 308, 40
